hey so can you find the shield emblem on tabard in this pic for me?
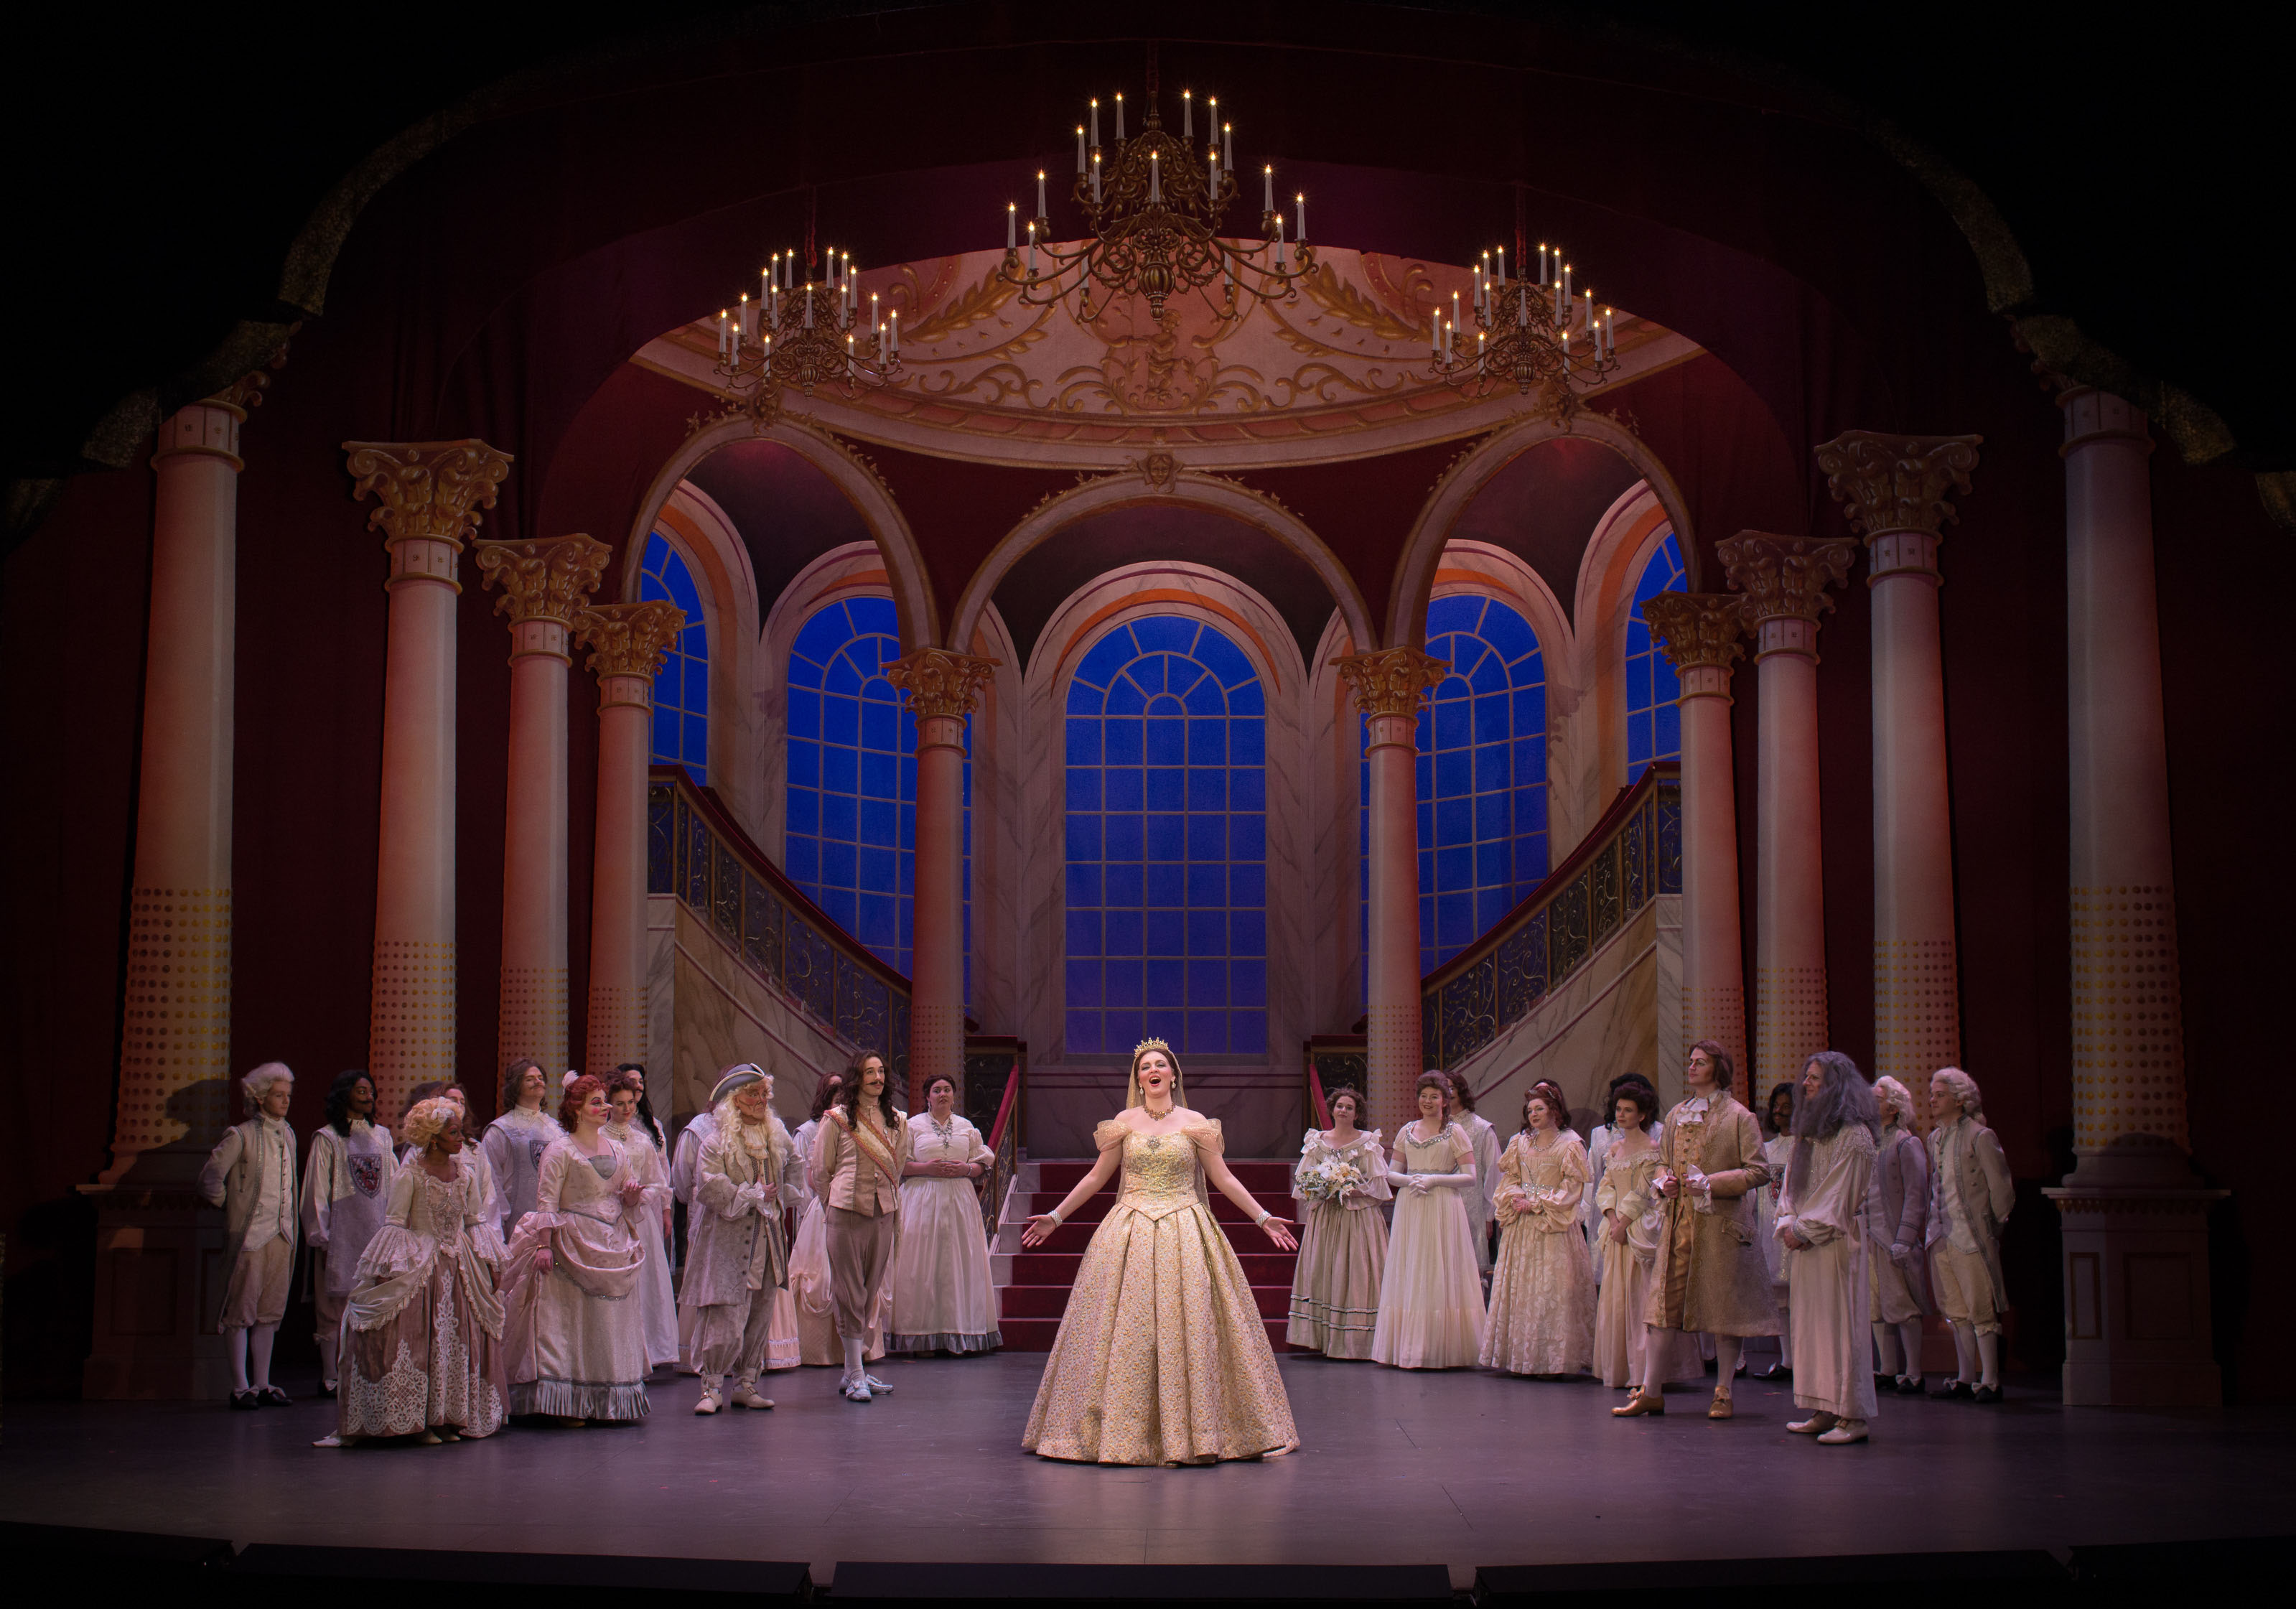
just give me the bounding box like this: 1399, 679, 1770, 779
350, 1153, 384, 1197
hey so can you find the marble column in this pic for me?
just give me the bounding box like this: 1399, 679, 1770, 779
1334, 648, 1450, 1132
2040, 385, 2225, 1405
477, 535, 610, 1076
885, 648, 999, 1111
345, 440, 513, 1121
1817, 431, 1983, 1095
575, 600, 686, 1076
83, 372, 269, 1400
1640, 593, 1750, 1073
1717, 533, 1856, 1107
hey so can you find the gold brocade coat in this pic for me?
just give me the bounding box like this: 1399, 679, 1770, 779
1648, 1093, 1782, 1338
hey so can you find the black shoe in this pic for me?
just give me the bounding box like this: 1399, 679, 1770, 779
1971, 1384, 2002, 1404
1750, 1362, 1791, 1381
229, 1391, 260, 1411
1895, 1376, 1926, 1395
1931, 1379, 1974, 1400
256, 1386, 293, 1407
1872, 1372, 1895, 1391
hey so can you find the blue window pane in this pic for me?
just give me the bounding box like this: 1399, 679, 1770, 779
1067, 910, 1101, 958
1105, 909, 1143, 956
1144, 910, 1184, 960
1105, 718, 1143, 764
1146, 767, 1185, 811
1106, 964, 1143, 1007
1625, 531, 1687, 773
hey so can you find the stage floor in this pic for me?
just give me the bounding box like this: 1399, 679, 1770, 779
3, 1355, 2283, 1576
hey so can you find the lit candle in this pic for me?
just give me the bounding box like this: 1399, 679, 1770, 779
1296, 192, 1306, 245
1563, 261, 1572, 304
1223, 121, 1232, 169
804, 284, 813, 330
1182, 90, 1193, 138
1076, 123, 1086, 173
1007, 201, 1017, 250
1091, 150, 1101, 205
1602, 307, 1613, 359
1273, 211, 1285, 269
1473, 262, 1483, 314
889, 309, 899, 361
1208, 96, 1218, 144
1027, 220, 1037, 274
1114, 92, 1124, 141
1091, 98, 1100, 148
1209, 146, 1219, 191
1451, 289, 1460, 343
1037, 169, 1047, 219
1262, 163, 1273, 213
871, 290, 879, 333
1496, 246, 1506, 286
1539, 243, 1549, 286
1430, 308, 1440, 360
739, 292, 750, 343
761, 265, 771, 312
1149, 150, 1160, 203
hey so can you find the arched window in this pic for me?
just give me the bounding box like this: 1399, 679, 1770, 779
785, 597, 966, 980
1365, 594, 1548, 976
1625, 531, 1686, 776
1065, 617, 1266, 1057
640, 532, 709, 782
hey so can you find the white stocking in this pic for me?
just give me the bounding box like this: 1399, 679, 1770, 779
227, 1327, 251, 1394
1951, 1320, 1979, 1384
1977, 1331, 2001, 1389
1776, 1324, 1792, 1368
249, 1322, 279, 1390
842, 1336, 865, 1383
1713, 1335, 1743, 1383
1872, 1322, 1900, 1375
1897, 1319, 1925, 1381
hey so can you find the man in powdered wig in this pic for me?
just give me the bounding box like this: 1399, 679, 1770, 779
200, 1063, 299, 1409
1863, 1076, 1933, 1394
1926, 1066, 2014, 1403
1775, 1051, 1880, 1444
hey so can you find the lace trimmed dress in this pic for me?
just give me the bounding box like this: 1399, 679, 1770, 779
1025, 1120, 1297, 1465
606, 1120, 678, 1370
1371, 1121, 1487, 1369
337, 1151, 507, 1439
1284, 1127, 1390, 1359
499, 1135, 651, 1420
1480, 1131, 1595, 1376
887, 1112, 1002, 1354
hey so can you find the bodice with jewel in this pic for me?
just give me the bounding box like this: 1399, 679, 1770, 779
1096, 1119, 1218, 1221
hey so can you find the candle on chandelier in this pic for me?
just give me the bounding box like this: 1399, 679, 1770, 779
1296, 192, 1306, 246
1090, 98, 1100, 148
1037, 169, 1047, 219
1539, 243, 1549, 286
1208, 96, 1218, 144
1114, 92, 1124, 141
1149, 151, 1160, 203
1429, 309, 1440, 361
1602, 307, 1614, 359
1209, 144, 1219, 192
1562, 261, 1572, 304
739, 292, 751, 343
871, 290, 880, 335
1223, 121, 1232, 170
1495, 246, 1506, 289
718, 309, 728, 358
889, 309, 899, 361
1076, 124, 1086, 174
1027, 219, 1037, 273
803, 283, 813, 330
761, 265, 770, 314
1262, 164, 1273, 213
1007, 201, 1017, 251
1182, 90, 1193, 138
1091, 151, 1102, 205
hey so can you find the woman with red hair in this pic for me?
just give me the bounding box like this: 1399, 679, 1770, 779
499, 1074, 652, 1423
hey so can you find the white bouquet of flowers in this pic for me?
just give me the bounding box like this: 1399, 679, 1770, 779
1299, 1155, 1367, 1205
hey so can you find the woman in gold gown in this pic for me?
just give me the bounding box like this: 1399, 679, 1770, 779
1021, 1040, 1300, 1465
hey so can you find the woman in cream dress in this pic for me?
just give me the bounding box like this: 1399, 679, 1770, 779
1480, 1081, 1595, 1376
1592, 1083, 1664, 1391
1371, 1071, 1487, 1369
1284, 1085, 1390, 1358
887, 1073, 1002, 1355
1022, 1040, 1298, 1465
605, 1071, 678, 1372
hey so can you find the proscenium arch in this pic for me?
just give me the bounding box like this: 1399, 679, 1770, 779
628, 415, 941, 651
947, 470, 1376, 659
1385, 412, 1696, 651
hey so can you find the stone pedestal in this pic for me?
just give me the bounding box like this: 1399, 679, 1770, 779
1334, 648, 1449, 1131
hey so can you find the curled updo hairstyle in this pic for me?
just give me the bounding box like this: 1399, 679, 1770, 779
809, 1071, 846, 1122
1414, 1071, 1456, 1120
1521, 1079, 1574, 1138
1325, 1085, 1366, 1128
1689, 1039, 1735, 1093
401, 1097, 461, 1152
501, 1058, 543, 1110
605, 1068, 666, 1148
558, 1073, 607, 1132
1609, 1074, 1659, 1132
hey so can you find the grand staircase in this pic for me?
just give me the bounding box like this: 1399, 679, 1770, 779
994, 1158, 1301, 1352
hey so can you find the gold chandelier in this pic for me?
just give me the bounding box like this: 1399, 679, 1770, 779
997, 50, 1313, 321
1431, 241, 1621, 420
710, 246, 902, 423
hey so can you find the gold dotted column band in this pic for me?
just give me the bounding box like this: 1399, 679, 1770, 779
585, 984, 645, 1074
370, 938, 457, 1124
114, 887, 233, 1154
1684, 986, 1747, 1079
1753, 964, 1826, 1109
500, 965, 570, 1077
1873, 936, 1960, 1089
2070, 885, 2187, 1150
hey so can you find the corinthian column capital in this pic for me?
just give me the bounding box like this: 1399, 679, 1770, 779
475, 535, 612, 628
344, 439, 514, 552
1815, 430, 1983, 578
576, 600, 687, 682
885, 648, 1000, 722
1332, 646, 1450, 719
1641, 592, 1746, 695
1717, 533, 1857, 661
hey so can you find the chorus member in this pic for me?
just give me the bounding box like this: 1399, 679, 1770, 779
1452, 1078, 1502, 1275
1285, 1083, 1391, 1358
1776, 1053, 1880, 1444
1926, 1067, 2014, 1403
669, 1091, 719, 1372
612, 1062, 668, 1150
689, 1068, 800, 1414
323, 1097, 507, 1445
1617, 1040, 1779, 1422
1592, 1082, 1664, 1391
200, 1062, 299, 1409
789, 1073, 886, 1368
482, 1058, 558, 1239
1371, 1071, 1487, 1369
1481, 1081, 1596, 1377
888, 1073, 1002, 1356
500, 1075, 651, 1423
1866, 1076, 1933, 1394
1583, 1073, 1665, 1288
813, 1052, 910, 1401
1750, 1080, 1798, 1380
606, 1069, 678, 1373
1022, 1040, 1298, 1463
302, 1070, 393, 1394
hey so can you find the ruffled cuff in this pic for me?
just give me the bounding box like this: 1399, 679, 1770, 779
349, 1223, 437, 1286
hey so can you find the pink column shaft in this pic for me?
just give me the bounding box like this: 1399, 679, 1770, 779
500, 620, 570, 1071
104, 399, 241, 1181
1868, 531, 1961, 1085
586, 676, 651, 1073
910, 712, 967, 1111
1753, 628, 1827, 1105
370, 536, 461, 1121
1363, 711, 1423, 1132
2063, 388, 2187, 1151
1678, 666, 1746, 1069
